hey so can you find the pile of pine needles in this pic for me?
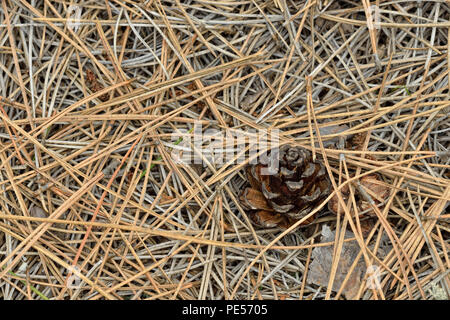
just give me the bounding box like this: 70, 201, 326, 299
0, 0, 448, 300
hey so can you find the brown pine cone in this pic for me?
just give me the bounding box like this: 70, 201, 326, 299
239, 145, 331, 229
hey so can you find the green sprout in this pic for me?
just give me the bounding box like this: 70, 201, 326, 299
1, 266, 49, 300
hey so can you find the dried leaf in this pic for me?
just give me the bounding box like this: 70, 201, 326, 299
359, 218, 376, 236
85, 69, 108, 101
306, 225, 367, 299
360, 174, 390, 205
328, 174, 389, 217
328, 183, 350, 215
317, 124, 351, 148
349, 131, 367, 150
30, 205, 48, 219
307, 225, 389, 299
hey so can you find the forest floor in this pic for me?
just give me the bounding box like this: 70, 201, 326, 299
0, 0, 448, 300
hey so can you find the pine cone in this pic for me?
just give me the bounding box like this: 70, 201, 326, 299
239, 145, 331, 229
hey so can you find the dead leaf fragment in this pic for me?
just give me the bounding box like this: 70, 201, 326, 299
85, 69, 108, 101
328, 173, 390, 218
30, 205, 48, 219
307, 225, 390, 299
306, 225, 366, 299
359, 174, 390, 206
317, 124, 352, 148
